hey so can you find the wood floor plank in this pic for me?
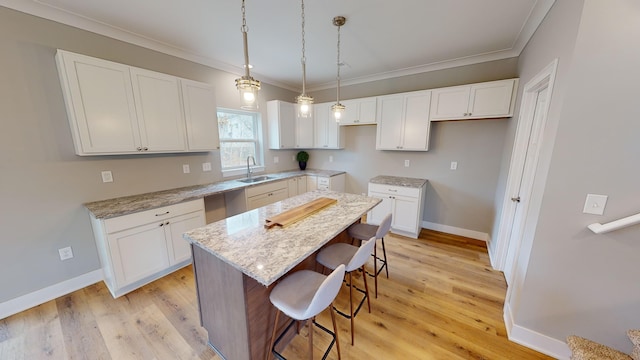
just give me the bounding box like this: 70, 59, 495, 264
0, 229, 553, 359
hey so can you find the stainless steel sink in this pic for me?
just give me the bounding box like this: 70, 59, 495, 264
237, 175, 273, 184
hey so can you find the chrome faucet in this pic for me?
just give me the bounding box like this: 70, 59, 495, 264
246, 155, 256, 179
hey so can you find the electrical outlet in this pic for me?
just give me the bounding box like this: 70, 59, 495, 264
202, 162, 212, 172
101, 171, 113, 183
292, 155, 296, 162
182, 164, 190, 174
58, 246, 73, 261
404, 160, 410, 167
583, 194, 608, 215
450, 161, 458, 170
274, 156, 279, 164
329, 155, 334, 163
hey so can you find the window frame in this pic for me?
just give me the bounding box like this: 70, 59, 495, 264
217, 107, 265, 177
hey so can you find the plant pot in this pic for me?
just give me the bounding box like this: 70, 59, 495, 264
298, 161, 307, 170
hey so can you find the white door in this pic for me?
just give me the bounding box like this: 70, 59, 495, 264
494, 60, 558, 285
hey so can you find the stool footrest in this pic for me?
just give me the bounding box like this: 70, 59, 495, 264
333, 284, 367, 320
272, 318, 338, 360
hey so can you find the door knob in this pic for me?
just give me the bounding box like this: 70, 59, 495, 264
511, 196, 521, 202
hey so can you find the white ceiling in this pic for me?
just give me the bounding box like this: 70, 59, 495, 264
2, 0, 555, 91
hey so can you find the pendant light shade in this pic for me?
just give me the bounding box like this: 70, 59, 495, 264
331, 16, 346, 122
235, 0, 261, 110
296, 0, 313, 118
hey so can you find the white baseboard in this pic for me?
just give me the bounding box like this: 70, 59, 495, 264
0, 269, 103, 320
422, 221, 489, 241
504, 302, 571, 360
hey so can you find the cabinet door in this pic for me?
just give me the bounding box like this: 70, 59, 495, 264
339, 99, 359, 125
359, 98, 377, 124
130, 68, 186, 152
56, 50, 140, 154
108, 222, 170, 287
297, 176, 308, 194
314, 103, 329, 148
166, 211, 205, 265
181, 79, 220, 151
268, 101, 296, 149
367, 191, 393, 226
339, 97, 377, 125
287, 177, 299, 197
468, 79, 515, 118
402, 91, 431, 151
307, 175, 318, 191
429, 85, 471, 121
296, 114, 314, 148
376, 95, 404, 149
392, 195, 420, 234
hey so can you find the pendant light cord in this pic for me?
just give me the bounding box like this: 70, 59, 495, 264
336, 22, 341, 104
241, 0, 250, 78
300, 0, 307, 96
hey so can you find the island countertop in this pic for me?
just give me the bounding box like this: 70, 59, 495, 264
183, 190, 380, 286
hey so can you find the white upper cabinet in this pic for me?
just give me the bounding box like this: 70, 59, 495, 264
181, 79, 220, 151
130, 68, 187, 153
376, 90, 432, 151
314, 103, 344, 149
267, 100, 296, 149
295, 113, 315, 149
56, 50, 141, 154
56, 49, 219, 155
429, 79, 518, 121
339, 97, 377, 125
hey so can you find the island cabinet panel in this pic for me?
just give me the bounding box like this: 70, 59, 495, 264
91, 198, 205, 298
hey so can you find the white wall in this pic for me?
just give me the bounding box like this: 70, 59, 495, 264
505, 0, 640, 355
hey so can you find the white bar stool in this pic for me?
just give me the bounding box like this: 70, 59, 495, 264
347, 213, 392, 298
316, 237, 376, 345
268, 264, 345, 360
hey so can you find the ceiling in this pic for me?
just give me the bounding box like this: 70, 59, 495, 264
2, 0, 555, 91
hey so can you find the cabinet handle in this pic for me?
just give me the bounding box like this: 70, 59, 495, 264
155, 211, 170, 216
136, 147, 142, 151
165, 221, 170, 225
388, 189, 397, 192
159, 222, 164, 227
143, 147, 149, 151
355, 119, 359, 123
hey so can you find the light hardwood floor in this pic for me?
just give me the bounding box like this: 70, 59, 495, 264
0, 230, 554, 359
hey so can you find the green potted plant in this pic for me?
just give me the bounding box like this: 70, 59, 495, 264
296, 151, 309, 170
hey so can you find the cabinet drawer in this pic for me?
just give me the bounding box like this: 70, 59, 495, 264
368, 183, 420, 198
247, 188, 288, 210
245, 180, 288, 197
104, 198, 204, 234
317, 177, 330, 186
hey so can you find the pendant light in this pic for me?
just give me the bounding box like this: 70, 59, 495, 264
331, 16, 346, 121
295, 0, 313, 118
235, 0, 261, 110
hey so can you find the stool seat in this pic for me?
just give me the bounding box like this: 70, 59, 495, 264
316, 237, 376, 345
347, 213, 393, 298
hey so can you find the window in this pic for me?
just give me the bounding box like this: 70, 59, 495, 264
217, 108, 262, 174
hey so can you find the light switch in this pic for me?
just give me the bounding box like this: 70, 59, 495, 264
202, 162, 212, 172
329, 156, 333, 163
450, 161, 458, 170
273, 156, 279, 164
404, 160, 410, 167
583, 194, 608, 215
182, 164, 190, 174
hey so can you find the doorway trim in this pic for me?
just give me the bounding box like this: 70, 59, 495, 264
493, 59, 558, 281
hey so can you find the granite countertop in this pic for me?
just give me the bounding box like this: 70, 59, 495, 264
183, 190, 381, 286
370, 175, 428, 188
85, 169, 346, 219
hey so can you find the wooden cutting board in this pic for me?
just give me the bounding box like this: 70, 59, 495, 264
264, 197, 337, 228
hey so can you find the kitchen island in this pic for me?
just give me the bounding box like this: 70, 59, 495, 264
183, 190, 380, 360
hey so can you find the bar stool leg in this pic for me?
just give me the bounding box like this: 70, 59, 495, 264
381, 237, 389, 278
308, 317, 313, 360
349, 272, 355, 345
268, 309, 281, 360
362, 265, 371, 313
329, 303, 341, 360
373, 241, 379, 298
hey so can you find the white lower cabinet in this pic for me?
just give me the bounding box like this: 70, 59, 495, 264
367, 182, 425, 238
245, 180, 289, 210
288, 176, 308, 197
91, 198, 205, 297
